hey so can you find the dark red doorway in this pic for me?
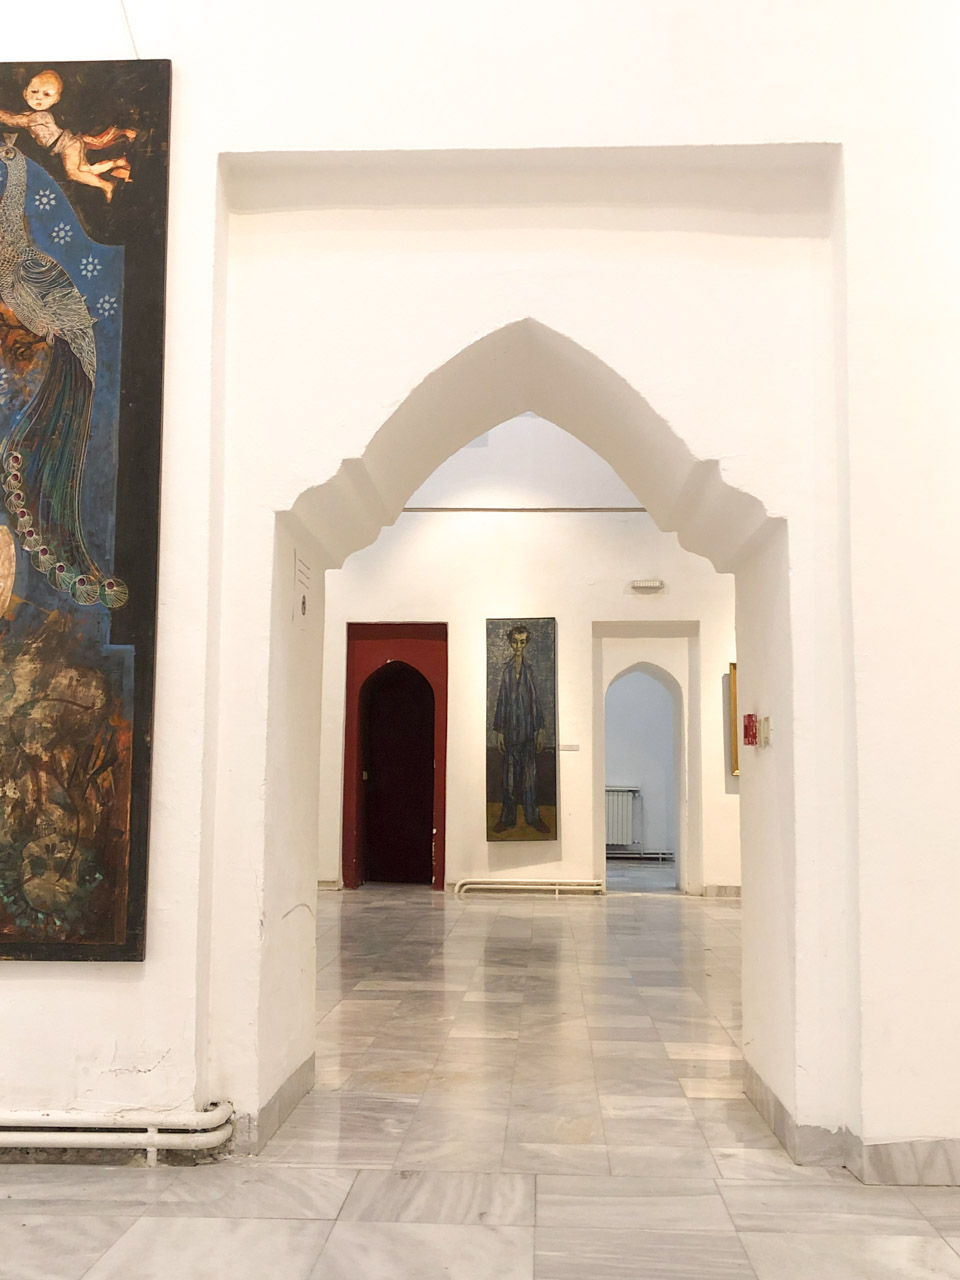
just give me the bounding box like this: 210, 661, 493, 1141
342, 623, 448, 890
360, 663, 435, 885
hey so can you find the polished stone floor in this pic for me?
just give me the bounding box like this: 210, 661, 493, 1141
4, 886, 960, 1278
606, 858, 677, 892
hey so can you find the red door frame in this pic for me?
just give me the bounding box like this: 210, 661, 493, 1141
342, 623, 448, 890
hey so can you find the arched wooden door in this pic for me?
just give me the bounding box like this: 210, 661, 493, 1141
342, 623, 447, 889
359, 662, 435, 884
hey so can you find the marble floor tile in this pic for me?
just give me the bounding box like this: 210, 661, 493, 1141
603, 1117, 710, 1149
420, 1084, 515, 1109
340, 1170, 534, 1224
586, 1024, 660, 1043
320, 998, 400, 1022
354, 979, 469, 992
535, 1228, 757, 1279
426, 1070, 515, 1093
274, 1108, 387, 1136
371, 1026, 454, 1051
309, 1222, 533, 1279
393, 1138, 504, 1171
289, 1094, 419, 1136
150, 1163, 357, 1218
690, 1099, 782, 1150
607, 1145, 722, 1178
599, 1095, 698, 1121
741, 1231, 960, 1279
0, 1215, 137, 1280
590, 1038, 670, 1059
665, 1042, 741, 1061
714, 1148, 855, 1183
436, 1037, 518, 1060
599, 1097, 707, 1150
297, 1088, 418, 1111
405, 1105, 509, 1144
673, 1059, 745, 1080
0, 1166, 179, 1215
585, 1014, 653, 1028
511, 1083, 601, 1114
449, 1022, 521, 1041
593, 1060, 682, 1096
341, 1046, 441, 1071
315, 1032, 376, 1054
537, 1176, 735, 1232
513, 1065, 598, 1091
680, 1077, 745, 1099
341, 1064, 435, 1094
502, 1143, 612, 1174
718, 1182, 936, 1235
84, 1217, 333, 1279
577, 963, 633, 978
313, 1064, 355, 1089
258, 1133, 403, 1167
506, 1109, 606, 1146
906, 1189, 960, 1232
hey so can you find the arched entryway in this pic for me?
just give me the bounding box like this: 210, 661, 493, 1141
213, 313, 853, 1159
358, 662, 435, 885
341, 622, 448, 890
604, 662, 685, 893
271, 319, 800, 1139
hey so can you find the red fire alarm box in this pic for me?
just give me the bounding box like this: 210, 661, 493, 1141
743, 713, 758, 747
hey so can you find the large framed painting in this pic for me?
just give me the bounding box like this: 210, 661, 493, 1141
0, 61, 170, 960
486, 617, 558, 841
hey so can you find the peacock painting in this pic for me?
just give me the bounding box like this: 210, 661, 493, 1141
0, 60, 169, 961
0, 134, 127, 609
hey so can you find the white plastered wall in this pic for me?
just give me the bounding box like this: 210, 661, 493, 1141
3, 0, 959, 1158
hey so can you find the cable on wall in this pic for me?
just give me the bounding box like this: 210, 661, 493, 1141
119, 0, 141, 58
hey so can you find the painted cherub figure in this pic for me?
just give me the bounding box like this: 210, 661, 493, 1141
0, 70, 135, 202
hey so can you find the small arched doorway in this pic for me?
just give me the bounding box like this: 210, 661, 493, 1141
341, 622, 448, 890
358, 662, 435, 885
604, 664, 682, 892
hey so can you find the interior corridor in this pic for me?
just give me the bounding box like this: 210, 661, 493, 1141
5, 887, 960, 1279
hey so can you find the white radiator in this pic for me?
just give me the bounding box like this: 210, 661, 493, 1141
605, 787, 642, 850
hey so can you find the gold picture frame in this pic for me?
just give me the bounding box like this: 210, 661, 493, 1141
729, 662, 739, 776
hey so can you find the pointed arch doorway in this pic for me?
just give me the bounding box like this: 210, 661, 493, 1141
604, 662, 685, 893
341, 623, 448, 889
218, 314, 840, 1157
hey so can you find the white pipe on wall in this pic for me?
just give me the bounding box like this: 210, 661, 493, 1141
0, 1126, 232, 1150
0, 1102, 234, 1167
454, 879, 603, 896
0, 1102, 232, 1130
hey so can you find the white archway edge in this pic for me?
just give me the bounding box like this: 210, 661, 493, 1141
292, 319, 775, 576
222, 316, 809, 1156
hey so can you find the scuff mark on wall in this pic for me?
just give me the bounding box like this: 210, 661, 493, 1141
106, 1046, 172, 1076
281, 901, 315, 921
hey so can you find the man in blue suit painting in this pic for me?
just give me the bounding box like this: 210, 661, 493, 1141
492, 625, 551, 834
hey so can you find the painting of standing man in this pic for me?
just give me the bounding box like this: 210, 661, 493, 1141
486, 617, 558, 841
